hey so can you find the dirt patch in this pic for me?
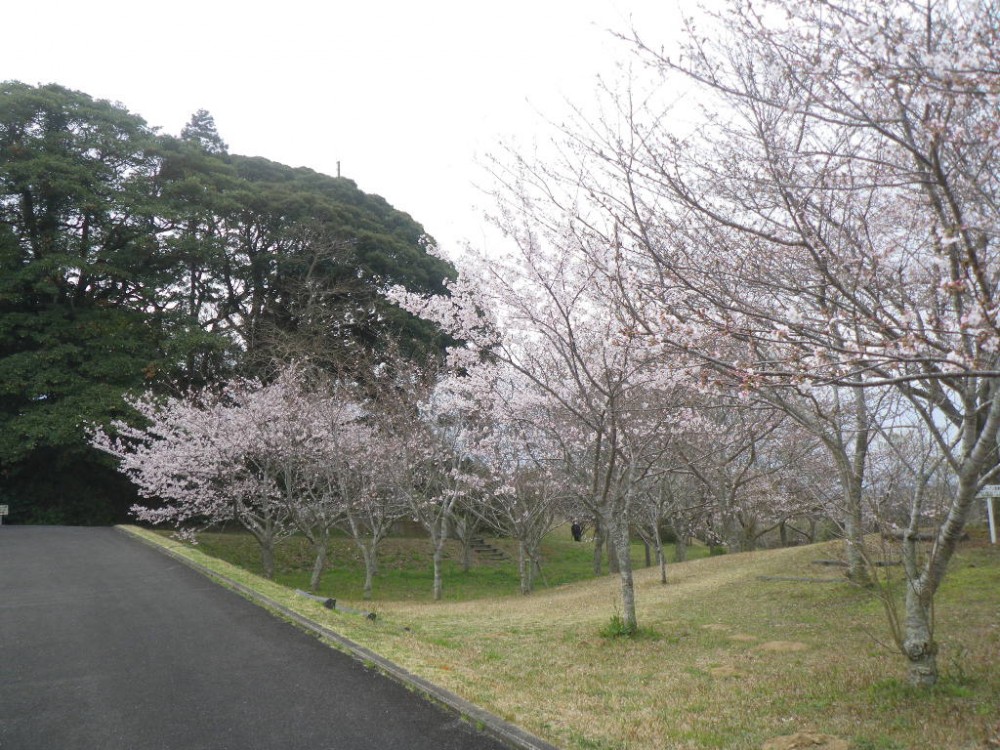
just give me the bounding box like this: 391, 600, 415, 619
701, 624, 730, 631
728, 633, 757, 642
757, 640, 809, 652
762, 732, 849, 750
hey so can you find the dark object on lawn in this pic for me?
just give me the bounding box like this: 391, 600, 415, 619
296, 590, 377, 621
571, 522, 583, 542
811, 559, 902, 567
295, 589, 336, 609
881, 530, 969, 542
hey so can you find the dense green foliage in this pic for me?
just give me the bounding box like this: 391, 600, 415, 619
0, 82, 455, 523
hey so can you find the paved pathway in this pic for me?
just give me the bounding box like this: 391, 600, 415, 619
0, 526, 510, 750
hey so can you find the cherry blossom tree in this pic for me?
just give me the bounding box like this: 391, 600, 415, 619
91, 376, 300, 579
268, 379, 372, 592
407, 0, 997, 683
94, 366, 388, 590
656, 471, 714, 564
672, 404, 801, 552
336, 403, 416, 600
631, 472, 701, 583
376, 370, 487, 602
387, 222, 693, 633
545, 0, 1000, 684
467, 380, 569, 594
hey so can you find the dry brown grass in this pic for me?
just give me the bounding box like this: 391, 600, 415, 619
123, 527, 1000, 750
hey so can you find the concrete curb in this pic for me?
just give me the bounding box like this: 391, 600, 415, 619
116, 526, 562, 750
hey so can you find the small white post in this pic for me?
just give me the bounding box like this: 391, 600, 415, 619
988, 496, 997, 545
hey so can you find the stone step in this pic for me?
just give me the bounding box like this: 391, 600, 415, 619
469, 536, 510, 562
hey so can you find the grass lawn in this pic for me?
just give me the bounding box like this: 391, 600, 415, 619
130, 525, 999, 750
185, 527, 710, 602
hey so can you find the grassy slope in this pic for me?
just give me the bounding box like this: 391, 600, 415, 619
129, 527, 999, 750
187, 530, 711, 601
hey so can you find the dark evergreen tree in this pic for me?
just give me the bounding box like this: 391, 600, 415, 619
180, 109, 228, 155
0, 82, 174, 523
221, 155, 456, 378
0, 83, 457, 522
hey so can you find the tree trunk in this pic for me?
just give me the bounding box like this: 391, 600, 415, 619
455, 516, 474, 573
432, 529, 445, 601
309, 536, 328, 592
654, 524, 667, 584
722, 496, 741, 551
518, 541, 532, 595
843, 497, 868, 584
361, 545, 377, 600
462, 539, 472, 573
846, 385, 871, 583
643, 539, 652, 567
592, 516, 605, 575
252, 517, 277, 580
531, 550, 545, 589
612, 517, 637, 633
903, 581, 937, 686
740, 519, 757, 552
831, 444, 869, 583
674, 533, 687, 563
260, 541, 275, 580
606, 528, 621, 574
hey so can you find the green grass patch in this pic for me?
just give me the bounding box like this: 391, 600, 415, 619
172, 528, 705, 602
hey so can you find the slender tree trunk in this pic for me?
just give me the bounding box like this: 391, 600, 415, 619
531, 550, 546, 589
899, 491, 936, 683
518, 541, 531, 595
612, 516, 637, 633
455, 516, 474, 573
722, 491, 741, 551
890, 389, 1000, 688
361, 545, 377, 600
606, 529, 621, 574
432, 523, 445, 601
346, 512, 382, 600
643, 539, 651, 567
843, 491, 868, 583
740, 518, 757, 552
654, 524, 667, 584
592, 515, 605, 575
309, 535, 328, 592
846, 385, 871, 583
831, 445, 869, 583
903, 579, 937, 686
462, 543, 472, 572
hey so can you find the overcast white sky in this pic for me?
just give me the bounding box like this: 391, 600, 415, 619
2, 1, 695, 258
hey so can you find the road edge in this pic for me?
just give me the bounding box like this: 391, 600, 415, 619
115, 525, 562, 750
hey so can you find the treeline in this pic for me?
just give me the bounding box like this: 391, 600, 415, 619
0, 82, 454, 524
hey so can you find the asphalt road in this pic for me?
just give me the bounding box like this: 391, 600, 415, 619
0, 526, 510, 750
